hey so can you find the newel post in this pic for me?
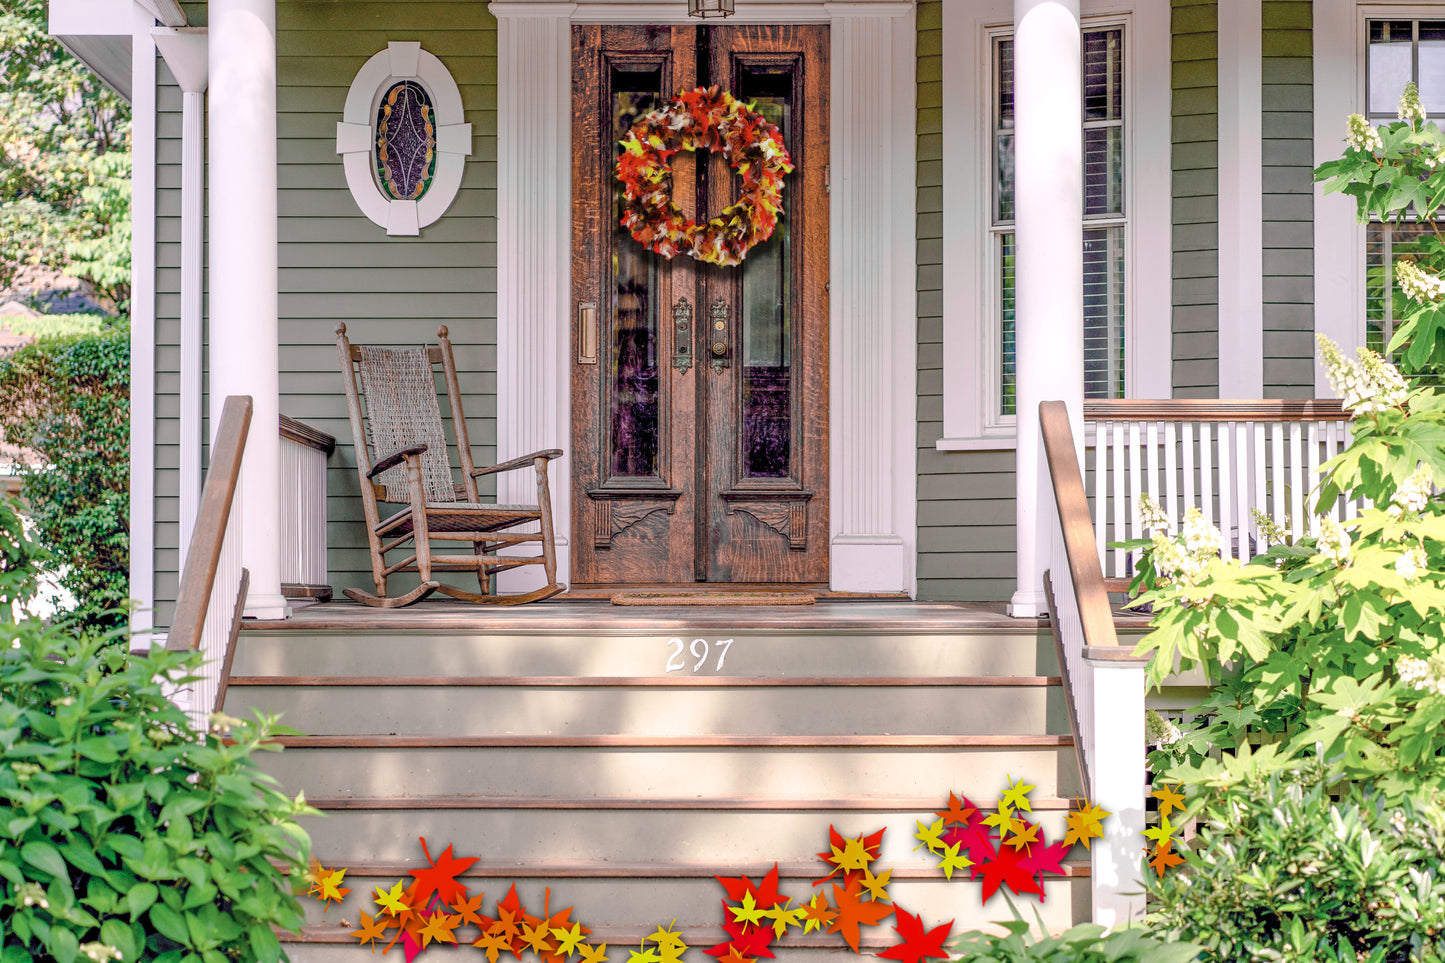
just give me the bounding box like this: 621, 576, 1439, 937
1085, 650, 1149, 926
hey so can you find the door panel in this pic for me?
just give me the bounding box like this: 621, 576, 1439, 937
571, 25, 828, 585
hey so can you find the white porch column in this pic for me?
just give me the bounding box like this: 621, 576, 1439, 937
1010, 0, 1084, 617
152, 28, 207, 562
208, 0, 286, 618
490, 3, 574, 591
827, 3, 918, 595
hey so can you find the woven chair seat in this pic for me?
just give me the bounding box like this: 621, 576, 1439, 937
378, 503, 544, 536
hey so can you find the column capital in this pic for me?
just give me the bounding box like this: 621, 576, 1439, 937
488, 3, 577, 19
152, 27, 207, 94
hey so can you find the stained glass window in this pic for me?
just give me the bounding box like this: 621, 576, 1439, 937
376, 80, 437, 201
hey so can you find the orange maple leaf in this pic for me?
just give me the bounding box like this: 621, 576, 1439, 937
934, 792, 977, 827
420, 911, 462, 947
799, 893, 836, 934
452, 891, 488, 929
352, 911, 392, 948
827, 879, 893, 952
719, 947, 757, 963
1147, 839, 1185, 877
409, 838, 479, 910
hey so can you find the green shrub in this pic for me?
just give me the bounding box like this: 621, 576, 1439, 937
0, 313, 115, 340
0, 328, 128, 631
0, 564, 316, 961
1147, 767, 1445, 962
950, 918, 1200, 962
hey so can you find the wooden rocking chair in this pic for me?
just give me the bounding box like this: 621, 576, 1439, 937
336, 323, 565, 606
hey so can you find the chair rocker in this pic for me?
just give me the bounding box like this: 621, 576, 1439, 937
337, 322, 565, 607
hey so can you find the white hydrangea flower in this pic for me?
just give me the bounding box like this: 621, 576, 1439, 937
1394, 259, 1445, 303
1318, 516, 1352, 563
1347, 113, 1385, 152
1391, 463, 1435, 516
79, 944, 122, 963
17, 882, 47, 910
1397, 653, 1445, 697
1396, 546, 1428, 580
1182, 507, 1224, 555
1401, 81, 1429, 126
1145, 710, 1183, 748
1317, 334, 1409, 414
1137, 493, 1172, 534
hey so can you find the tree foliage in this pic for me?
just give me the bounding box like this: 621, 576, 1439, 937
0, 0, 131, 311
0, 329, 129, 632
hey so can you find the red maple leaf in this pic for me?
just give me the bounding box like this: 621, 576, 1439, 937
1018, 837, 1072, 893
875, 909, 954, 963
827, 879, 893, 953
716, 864, 785, 909
409, 839, 479, 911
942, 821, 995, 880
975, 842, 1045, 905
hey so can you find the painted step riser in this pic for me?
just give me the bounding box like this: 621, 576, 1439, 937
259, 746, 1082, 800
299, 809, 1075, 867
231, 632, 1057, 679
281, 942, 1073, 963
226, 686, 1067, 737
293, 874, 1084, 935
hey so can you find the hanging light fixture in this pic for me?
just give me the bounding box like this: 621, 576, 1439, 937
688, 0, 734, 18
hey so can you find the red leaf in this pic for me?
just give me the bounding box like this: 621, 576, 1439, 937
715, 863, 785, 909
975, 843, 1044, 905
876, 909, 954, 963
1018, 837, 1072, 892
409, 839, 478, 911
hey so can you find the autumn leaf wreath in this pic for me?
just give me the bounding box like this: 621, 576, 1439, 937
616, 86, 793, 267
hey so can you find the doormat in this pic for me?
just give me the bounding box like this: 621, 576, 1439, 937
610, 591, 816, 606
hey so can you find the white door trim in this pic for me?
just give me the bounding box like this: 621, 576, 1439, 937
490, 0, 919, 596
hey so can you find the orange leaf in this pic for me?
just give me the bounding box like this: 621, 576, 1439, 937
827, 879, 893, 953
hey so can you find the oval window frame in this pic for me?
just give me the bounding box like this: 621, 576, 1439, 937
336, 42, 472, 236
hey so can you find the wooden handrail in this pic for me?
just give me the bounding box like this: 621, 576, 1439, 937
1084, 398, 1347, 422
1041, 401, 1121, 653
169, 395, 253, 652
279, 414, 336, 456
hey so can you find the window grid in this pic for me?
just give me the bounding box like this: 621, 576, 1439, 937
993, 25, 1127, 416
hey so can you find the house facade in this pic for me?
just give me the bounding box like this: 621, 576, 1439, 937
49, 0, 1408, 636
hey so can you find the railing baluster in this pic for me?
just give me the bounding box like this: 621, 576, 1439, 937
1146, 420, 1161, 522
1164, 421, 1178, 526
1242, 421, 1257, 560
1288, 421, 1303, 542
1094, 422, 1109, 573
1181, 421, 1195, 523
1128, 421, 1143, 573
1218, 422, 1234, 560
1112, 422, 1126, 577
1306, 421, 1321, 536
1270, 421, 1285, 547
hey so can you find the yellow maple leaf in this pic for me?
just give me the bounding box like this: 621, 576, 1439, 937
318, 868, 350, 905
473, 928, 513, 963
860, 867, 892, 902
523, 922, 556, 955
578, 943, 609, 963
553, 923, 590, 958
374, 880, 415, 921
936, 841, 972, 881
419, 911, 461, 947
1063, 801, 1111, 850
760, 901, 804, 938
1000, 775, 1036, 813
728, 890, 767, 930
913, 817, 947, 854
647, 923, 687, 956
1152, 784, 1187, 817
629, 947, 661, 963
1142, 813, 1179, 847
828, 834, 875, 875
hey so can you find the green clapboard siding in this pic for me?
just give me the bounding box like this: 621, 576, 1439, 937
915, 1, 1016, 602
1261, 0, 1314, 396
1172, 0, 1219, 397
151, 0, 498, 625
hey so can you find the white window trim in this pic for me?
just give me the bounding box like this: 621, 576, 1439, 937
937, 0, 1170, 451
1314, 1, 1445, 394
335, 41, 473, 236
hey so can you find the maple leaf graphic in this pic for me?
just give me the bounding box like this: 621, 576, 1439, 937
827, 879, 893, 952
474, 929, 515, 963
1017, 837, 1071, 891
452, 891, 488, 930
1152, 784, 1187, 817
410, 838, 479, 910
814, 825, 885, 886
913, 818, 947, 854
577, 943, 609, 963
1148, 839, 1186, 877
1062, 801, 1110, 850
799, 893, 836, 934
934, 792, 977, 827
706, 908, 777, 961
716, 864, 786, 909
352, 910, 392, 948
975, 841, 1045, 905
420, 911, 462, 947
875, 909, 954, 963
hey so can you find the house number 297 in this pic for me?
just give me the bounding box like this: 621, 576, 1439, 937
664, 637, 734, 673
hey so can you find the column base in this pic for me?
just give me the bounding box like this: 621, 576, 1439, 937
830, 534, 910, 594
243, 592, 291, 620
1008, 589, 1047, 618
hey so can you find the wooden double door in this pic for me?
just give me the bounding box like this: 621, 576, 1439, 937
570, 25, 829, 585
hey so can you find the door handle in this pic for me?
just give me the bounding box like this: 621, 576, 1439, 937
709, 297, 730, 373
577, 301, 598, 364
673, 296, 694, 373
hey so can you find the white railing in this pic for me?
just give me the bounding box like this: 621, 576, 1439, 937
1084, 400, 1354, 578
279, 415, 334, 592
1038, 402, 1147, 927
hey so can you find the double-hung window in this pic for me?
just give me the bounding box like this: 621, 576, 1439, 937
1364, 20, 1445, 355
991, 25, 1127, 417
